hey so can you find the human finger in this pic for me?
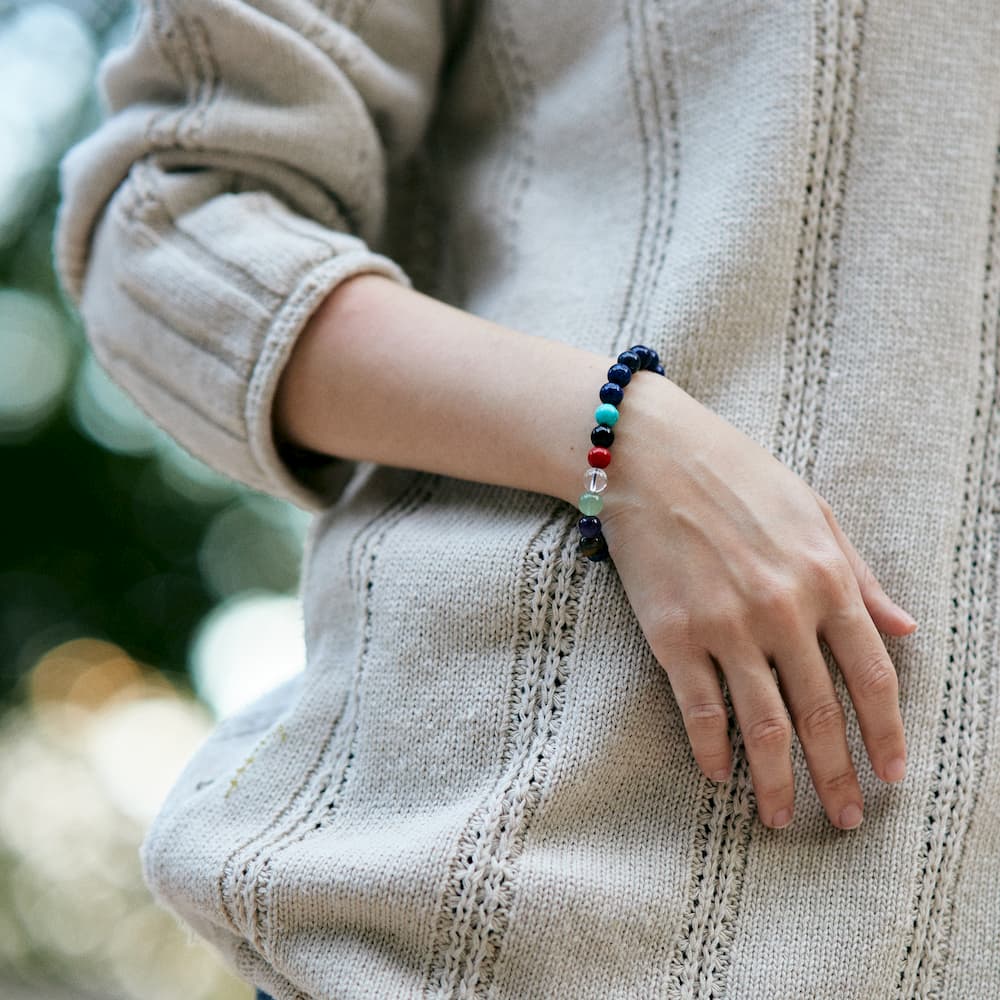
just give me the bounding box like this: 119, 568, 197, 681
810, 489, 917, 636
819, 603, 907, 784
660, 651, 733, 782
771, 627, 864, 829
717, 646, 796, 829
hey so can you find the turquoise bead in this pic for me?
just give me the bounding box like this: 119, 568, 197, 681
595, 403, 619, 426
579, 492, 604, 516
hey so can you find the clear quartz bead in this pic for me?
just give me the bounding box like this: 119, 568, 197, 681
584, 467, 608, 494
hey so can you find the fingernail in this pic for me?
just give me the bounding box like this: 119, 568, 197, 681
838, 804, 863, 829
771, 809, 793, 829
711, 767, 732, 782
885, 757, 906, 783
901, 611, 918, 629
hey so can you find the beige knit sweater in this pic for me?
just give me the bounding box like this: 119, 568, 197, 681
54, 1, 1000, 997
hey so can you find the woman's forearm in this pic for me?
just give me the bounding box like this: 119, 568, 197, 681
272, 272, 685, 508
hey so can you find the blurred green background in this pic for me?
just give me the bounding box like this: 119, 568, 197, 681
1, 3, 309, 996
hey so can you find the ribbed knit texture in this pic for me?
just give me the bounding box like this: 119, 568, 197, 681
53, 2, 1000, 998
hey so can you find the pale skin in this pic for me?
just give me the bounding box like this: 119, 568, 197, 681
273, 271, 917, 832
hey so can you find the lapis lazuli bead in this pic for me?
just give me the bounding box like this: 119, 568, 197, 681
617, 349, 641, 373
607, 364, 632, 387
578, 515, 602, 539
591, 424, 614, 448
632, 345, 653, 369
595, 403, 619, 426
599, 381, 624, 405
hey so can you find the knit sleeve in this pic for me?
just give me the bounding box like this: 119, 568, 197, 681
53, 0, 459, 511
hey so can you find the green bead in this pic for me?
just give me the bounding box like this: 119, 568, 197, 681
579, 492, 604, 515
595, 403, 619, 426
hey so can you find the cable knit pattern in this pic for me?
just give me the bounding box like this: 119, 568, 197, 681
54, 1, 1000, 997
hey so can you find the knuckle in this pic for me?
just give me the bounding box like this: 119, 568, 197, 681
871, 727, 905, 754
820, 768, 858, 796
806, 549, 856, 606
746, 714, 792, 750
687, 602, 745, 646
799, 699, 847, 741
751, 773, 795, 804
854, 653, 898, 699
749, 576, 801, 628
683, 701, 729, 732
696, 747, 733, 775
644, 604, 694, 651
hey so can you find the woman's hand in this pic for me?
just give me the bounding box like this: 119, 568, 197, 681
600, 373, 915, 831
273, 275, 912, 832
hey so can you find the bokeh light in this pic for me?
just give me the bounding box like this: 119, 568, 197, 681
0, 4, 96, 247
0, 288, 77, 440
198, 494, 310, 600
190, 591, 306, 720
70, 351, 164, 456
1, 2, 322, 995
0, 638, 250, 998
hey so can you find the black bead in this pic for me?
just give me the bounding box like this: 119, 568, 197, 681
577, 515, 602, 539
651, 363, 665, 375
631, 346, 653, 369
591, 424, 614, 447
607, 363, 632, 387
588, 546, 610, 562
617, 349, 641, 373
599, 382, 624, 405
579, 534, 607, 559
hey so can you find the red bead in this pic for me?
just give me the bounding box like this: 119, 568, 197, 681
588, 446, 611, 468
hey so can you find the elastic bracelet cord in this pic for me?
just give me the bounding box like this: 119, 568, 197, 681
577, 344, 665, 562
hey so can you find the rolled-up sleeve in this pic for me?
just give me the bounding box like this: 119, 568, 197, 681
53, 0, 454, 510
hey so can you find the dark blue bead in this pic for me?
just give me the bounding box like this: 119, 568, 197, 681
607, 363, 632, 387
646, 347, 660, 368
617, 350, 641, 373
578, 515, 602, 539
631, 346, 653, 369
591, 424, 614, 447
651, 363, 665, 375
599, 382, 624, 405
579, 534, 608, 559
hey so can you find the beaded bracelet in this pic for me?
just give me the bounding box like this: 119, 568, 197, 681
577, 344, 665, 562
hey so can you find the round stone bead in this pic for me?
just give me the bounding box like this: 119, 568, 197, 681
617, 349, 641, 373
579, 534, 607, 559
587, 540, 610, 562
631, 345, 654, 369
591, 424, 614, 447
595, 403, 619, 426
584, 467, 608, 493
599, 382, 624, 405
577, 515, 602, 539
645, 347, 660, 368
578, 492, 604, 516
607, 363, 632, 387
588, 446, 611, 468
651, 363, 665, 375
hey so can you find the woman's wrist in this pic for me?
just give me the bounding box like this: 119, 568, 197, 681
586, 369, 691, 537
273, 272, 667, 510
